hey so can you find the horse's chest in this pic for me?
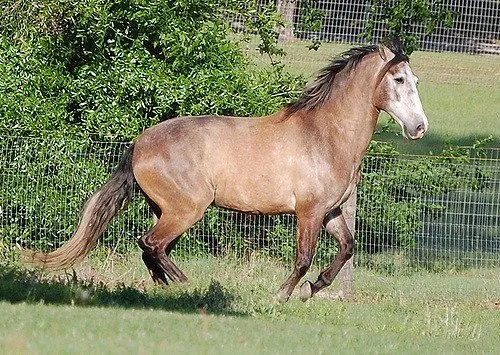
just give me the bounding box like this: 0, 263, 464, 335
320, 164, 360, 209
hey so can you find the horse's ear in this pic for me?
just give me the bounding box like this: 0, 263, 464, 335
378, 44, 394, 62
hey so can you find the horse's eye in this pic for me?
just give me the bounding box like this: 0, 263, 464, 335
394, 77, 405, 84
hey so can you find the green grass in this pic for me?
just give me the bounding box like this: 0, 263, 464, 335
246, 40, 500, 154
1, 253, 499, 354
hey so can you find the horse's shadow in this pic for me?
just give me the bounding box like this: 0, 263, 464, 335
0, 264, 245, 316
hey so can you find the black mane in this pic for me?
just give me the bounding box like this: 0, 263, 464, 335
285, 37, 407, 116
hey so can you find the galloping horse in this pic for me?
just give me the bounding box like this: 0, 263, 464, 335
28, 37, 428, 301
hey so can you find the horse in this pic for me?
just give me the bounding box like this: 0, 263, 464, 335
27, 37, 428, 302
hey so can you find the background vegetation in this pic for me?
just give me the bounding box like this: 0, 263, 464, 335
0, 0, 302, 140
0, 0, 497, 259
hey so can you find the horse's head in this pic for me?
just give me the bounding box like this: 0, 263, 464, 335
373, 44, 428, 140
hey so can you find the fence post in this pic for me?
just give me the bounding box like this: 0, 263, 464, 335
339, 187, 356, 299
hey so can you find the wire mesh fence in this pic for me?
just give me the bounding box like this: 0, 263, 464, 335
355, 148, 500, 272
0, 136, 498, 272
250, 0, 499, 54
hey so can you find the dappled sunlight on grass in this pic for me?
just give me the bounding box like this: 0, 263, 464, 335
5, 253, 499, 314
0, 257, 243, 316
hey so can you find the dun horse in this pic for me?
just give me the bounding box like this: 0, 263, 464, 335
28, 37, 428, 301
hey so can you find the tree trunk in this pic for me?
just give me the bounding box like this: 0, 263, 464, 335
338, 187, 356, 299
276, 0, 297, 43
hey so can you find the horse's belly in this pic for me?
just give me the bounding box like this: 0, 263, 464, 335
213, 183, 296, 215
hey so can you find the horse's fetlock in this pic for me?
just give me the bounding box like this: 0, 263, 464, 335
295, 256, 313, 276
343, 241, 354, 259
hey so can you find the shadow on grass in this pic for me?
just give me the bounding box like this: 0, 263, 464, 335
0, 264, 246, 317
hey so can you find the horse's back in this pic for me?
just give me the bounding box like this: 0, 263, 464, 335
131, 114, 303, 213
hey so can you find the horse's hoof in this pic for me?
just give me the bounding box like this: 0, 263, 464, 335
299, 281, 313, 301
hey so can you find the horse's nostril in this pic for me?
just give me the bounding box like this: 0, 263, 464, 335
416, 123, 425, 133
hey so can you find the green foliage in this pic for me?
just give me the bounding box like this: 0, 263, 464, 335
0, 0, 303, 141
361, 0, 458, 54
0, 37, 71, 136
296, 0, 324, 51
0, 137, 151, 253
242, 3, 286, 60
358, 140, 491, 251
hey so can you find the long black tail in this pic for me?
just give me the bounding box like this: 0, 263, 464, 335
26, 143, 136, 270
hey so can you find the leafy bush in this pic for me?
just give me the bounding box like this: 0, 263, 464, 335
357, 139, 491, 252
0, 0, 303, 141
361, 0, 457, 54
0, 137, 152, 253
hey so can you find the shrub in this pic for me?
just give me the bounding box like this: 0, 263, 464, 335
357, 139, 491, 252
0, 0, 303, 141
0, 137, 151, 253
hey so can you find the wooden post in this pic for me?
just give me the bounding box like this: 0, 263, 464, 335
315, 187, 356, 300
339, 187, 356, 299
276, 0, 297, 43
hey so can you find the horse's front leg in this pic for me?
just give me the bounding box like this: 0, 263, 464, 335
299, 207, 354, 301
276, 208, 324, 302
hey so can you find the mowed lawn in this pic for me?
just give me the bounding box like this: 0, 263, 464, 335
1, 254, 499, 354
247, 41, 500, 154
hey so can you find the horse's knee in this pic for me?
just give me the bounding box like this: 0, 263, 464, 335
318, 271, 333, 287
346, 238, 354, 255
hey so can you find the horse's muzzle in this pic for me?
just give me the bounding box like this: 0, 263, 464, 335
405, 120, 427, 140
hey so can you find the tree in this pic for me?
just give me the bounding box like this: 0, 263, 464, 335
0, 0, 303, 140
276, 0, 323, 47
361, 0, 457, 54
276, 0, 297, 42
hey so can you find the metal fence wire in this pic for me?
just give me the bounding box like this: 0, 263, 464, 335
0, 136, 499, 272
249, 0, 499, 54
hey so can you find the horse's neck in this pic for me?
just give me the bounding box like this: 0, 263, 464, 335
315, 63, 381, 166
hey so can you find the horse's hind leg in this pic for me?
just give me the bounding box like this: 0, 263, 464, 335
140, 193, 191, 284
140, 194, 170, 285
138, 219, 188, 285
300, 208, 353, 300
141, 251, 169, 287
138, 205, 207, 285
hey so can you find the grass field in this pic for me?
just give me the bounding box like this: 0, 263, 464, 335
1, 253, 499, 354
246, 41, 500, 154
